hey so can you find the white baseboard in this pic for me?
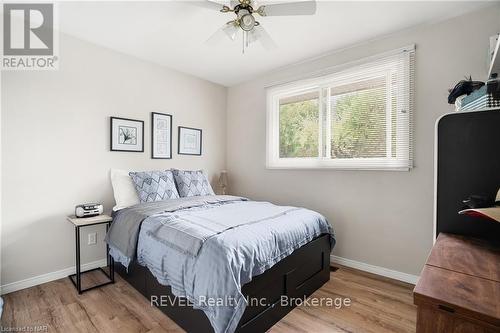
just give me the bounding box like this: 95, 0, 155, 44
0, 256, 419, 295
0, 258, 107, 295
330, 255, 419, 285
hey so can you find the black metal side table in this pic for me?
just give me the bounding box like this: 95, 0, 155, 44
67, 214, 115, 294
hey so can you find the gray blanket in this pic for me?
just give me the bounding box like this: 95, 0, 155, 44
105, 195, 247, 262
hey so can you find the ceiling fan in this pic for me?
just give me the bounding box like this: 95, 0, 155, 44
196, 0, 317, 52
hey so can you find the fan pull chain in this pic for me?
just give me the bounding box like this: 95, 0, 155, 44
242, 31, 246, 54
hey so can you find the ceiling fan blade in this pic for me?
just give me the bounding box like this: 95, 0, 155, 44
206, 22, 239, 46
189, 0, 226, 12
257, 1, 316, 16
252, 25, 277, 50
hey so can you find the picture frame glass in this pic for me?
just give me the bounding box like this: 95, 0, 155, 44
152, 113, 172, 159
179, 127, 202, 155
111, 117, 144, 152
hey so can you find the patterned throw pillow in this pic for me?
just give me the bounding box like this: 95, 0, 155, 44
172, 169, 215, 197
129, 170, 179, 203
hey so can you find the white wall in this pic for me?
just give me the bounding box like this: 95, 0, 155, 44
226, 6, 500, 276
1, 33, 227, 286
2, 4, 499, 290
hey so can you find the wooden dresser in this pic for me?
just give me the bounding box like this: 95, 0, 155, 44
414, 233, 500, 332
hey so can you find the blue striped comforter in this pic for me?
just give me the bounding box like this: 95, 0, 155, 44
108, 196, 335, 333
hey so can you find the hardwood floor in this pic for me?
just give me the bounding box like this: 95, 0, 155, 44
1, 266, 416, 333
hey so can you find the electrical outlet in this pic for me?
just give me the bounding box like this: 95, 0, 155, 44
88, 232, 97, 245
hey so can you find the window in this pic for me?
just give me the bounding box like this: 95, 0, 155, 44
267, 46, 414, 170
279, 90, 319, 158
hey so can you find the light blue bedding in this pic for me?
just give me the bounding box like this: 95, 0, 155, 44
108, 196, 335, 333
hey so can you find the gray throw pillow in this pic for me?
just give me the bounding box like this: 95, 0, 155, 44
172, 169, 215, 197
129, 170, 179, 203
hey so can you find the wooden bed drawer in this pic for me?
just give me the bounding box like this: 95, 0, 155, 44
239, 274, 286, 326
239, 235, 331, 329
286, 250, 325, 294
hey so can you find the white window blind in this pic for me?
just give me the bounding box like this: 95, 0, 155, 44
266, 46, 415, 170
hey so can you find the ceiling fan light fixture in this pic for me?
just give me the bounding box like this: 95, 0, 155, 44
203, 0, 317, 52
222, 21, 239, 40
247, 27, 260, 44
239, 13, 255, 31
255, 6, 266, 16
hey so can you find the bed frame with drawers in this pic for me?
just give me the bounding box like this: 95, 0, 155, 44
114, 234, 331, 332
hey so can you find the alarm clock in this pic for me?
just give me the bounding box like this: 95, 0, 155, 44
75, 203, 103, 218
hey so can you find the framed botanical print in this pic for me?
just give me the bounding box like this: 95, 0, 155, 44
110, 117, 144, 152
151, 112, 172, 159
178, 126, 202, 156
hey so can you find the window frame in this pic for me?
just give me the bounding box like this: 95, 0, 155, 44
266, 46, 414, 171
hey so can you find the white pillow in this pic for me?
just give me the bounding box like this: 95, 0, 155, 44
110, 169, 140, 211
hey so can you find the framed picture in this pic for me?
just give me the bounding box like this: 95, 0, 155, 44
178, 126, 202, 156
151, 112, 172, 159
110, 117, 144, 152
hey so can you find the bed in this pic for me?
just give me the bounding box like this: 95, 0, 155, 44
106, 194, 335, 333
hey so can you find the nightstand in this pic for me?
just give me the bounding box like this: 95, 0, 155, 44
67, 214, 115, 294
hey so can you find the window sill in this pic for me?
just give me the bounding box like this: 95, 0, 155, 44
266, 158, 412, 171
